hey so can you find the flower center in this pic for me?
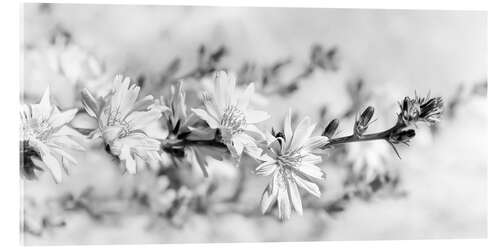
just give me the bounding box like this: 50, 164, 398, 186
23, 118, 54, 142
101, 107, 131, 138
277, 151, 303, 170
220, 105, 246, 134
104, 107, 125, 126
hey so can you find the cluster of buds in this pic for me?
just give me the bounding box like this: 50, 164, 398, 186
397, 93, 444, 126
322, 93, 443, 158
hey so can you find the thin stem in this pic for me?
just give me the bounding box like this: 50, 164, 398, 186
324, 124, 400, 148
162, 138, 226, 150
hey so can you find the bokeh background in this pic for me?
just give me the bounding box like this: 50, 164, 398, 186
21, 3, 487, 244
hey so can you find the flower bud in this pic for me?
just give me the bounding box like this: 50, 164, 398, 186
354, 106, 374, 136
398, 94, 443, 126
322, 119, 339, 138
389, 129, 416, 144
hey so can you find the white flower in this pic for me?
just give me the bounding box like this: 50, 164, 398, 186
200, 76, 269, 107
82, 75, 163, 174
192, 71, 270, 159
21, 88, 85, 183
159, 82, 225, 176
257, 109, 328, 220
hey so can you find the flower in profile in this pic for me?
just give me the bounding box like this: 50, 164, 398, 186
159, 82, 225, 176
81, 75, 163, 174
257, 110, 328, 220
192, 71, 270, 159
21, 88, 85, 183
398, 93, 443, 126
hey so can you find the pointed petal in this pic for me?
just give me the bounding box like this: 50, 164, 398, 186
303, 136, 328, 151
203, 96, 221, 119
129, 95, 154, 114
232, 136, 245, 156
255, 161, 277, 176
39, 87, 52, 109
119, 146, 136, 174
244, 124, 265, 140
287, 178, 303, 215
213, 71, 228, 109
294, 162, 326, 180
260, 182, 278, 214
225, 72, 237, 105
237, 82, 255, 109
289, 117, 315, 151
48, 145, 78, 167
284, 109, 293, 146
35, 142, 62, 183
81, 88, 99, 118
191, 108, 219, 128
48, 109, 78, 128
246, 110, 270, 124
191, 148, 209, 177
277, 175, 291, 220
301, 153, 323, 165
126, 110, 162, 130
43, 152, 63, 183
293, 173, 321, 198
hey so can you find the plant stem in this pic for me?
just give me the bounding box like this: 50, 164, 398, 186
162, 138, 226, 150
324, 124, 400, 148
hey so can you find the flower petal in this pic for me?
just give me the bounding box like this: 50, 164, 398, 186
119, 146, 136, 174
110, 75, 140, 119
260, 181, 278, 214
277, 174, 291, 220
246, 110, 270, 124
244, 124, 266, 141
286, 178, 303, 215
294, 162, 326, 180
293, 173, 321, 198
284, 109, 293, 144
289, 117, 315, 151
39, 87, 52, 110
46, 144, 78, 167
301, 153, 323, 165
42, 152, 63, 183
232, 137, 245, 156
81, 88, 99, 118
237, 82, 255, 110
255, 161, 277, 176
34, 142, 63, 183
126, 110, 162, 130
48, 108, 78, 128
191, 108, 219, 128
303, 136, 328, 151
203, 96, 221, 119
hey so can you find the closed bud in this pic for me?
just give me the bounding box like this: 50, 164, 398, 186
389, 129, 416, 144
354, 106, 374, 136
322, 119, 339, 138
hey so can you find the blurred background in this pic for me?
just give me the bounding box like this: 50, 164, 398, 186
21, 3, 487, 244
